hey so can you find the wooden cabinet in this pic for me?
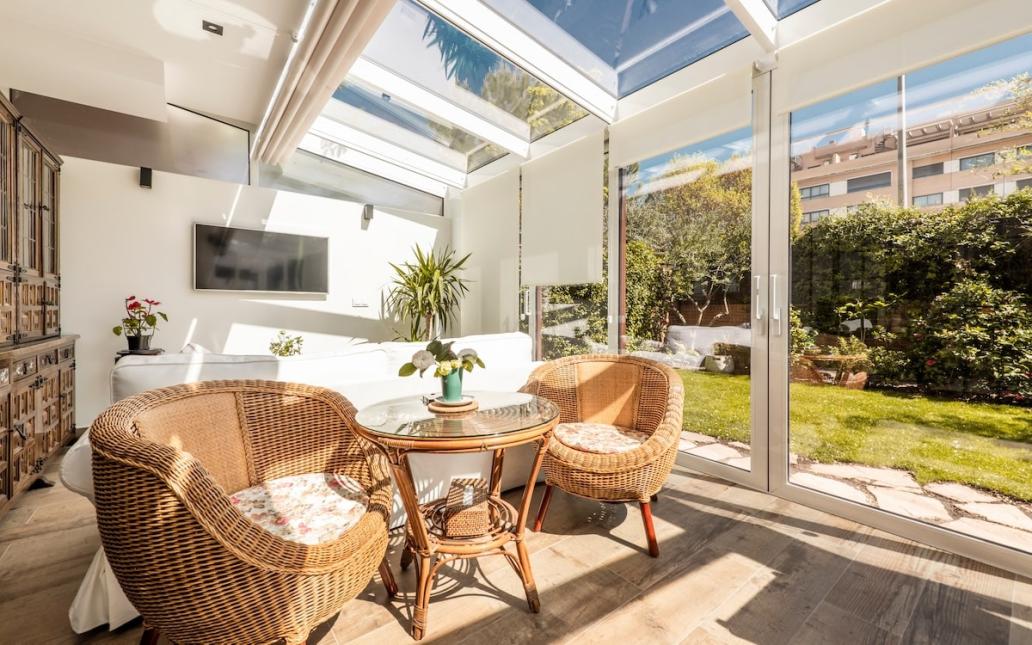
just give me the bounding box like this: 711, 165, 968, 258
0, 93, 61, 346
0, 95, 74, 519
0, 336, 76, 516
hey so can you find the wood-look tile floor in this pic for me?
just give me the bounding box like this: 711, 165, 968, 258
2, 451, 1030, 644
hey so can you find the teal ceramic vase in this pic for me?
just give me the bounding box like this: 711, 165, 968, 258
441, 369, 463, 402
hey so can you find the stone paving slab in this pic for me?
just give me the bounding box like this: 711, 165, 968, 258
685, 443, 742, 462
868, 486, 952, 523
809, 464, 921, 491
959, 502, 1032, 531
681, 431, 717, 445
791, 472, 869, 504
924, 482, 997, 504
941, 518, 1032, 553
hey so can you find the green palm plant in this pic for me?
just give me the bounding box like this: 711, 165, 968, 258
387, 246, 471, 341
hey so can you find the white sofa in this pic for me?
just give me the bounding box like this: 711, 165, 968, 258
61, 332, 541, 632
631, 324, 751, 369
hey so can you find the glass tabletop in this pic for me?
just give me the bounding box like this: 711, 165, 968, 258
355, 391, 559, 440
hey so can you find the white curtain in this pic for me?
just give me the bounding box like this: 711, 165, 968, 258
520, 131, 604, 286
255, 0, 395, 165
610, 67, 752, 169
458, 169, 520, 335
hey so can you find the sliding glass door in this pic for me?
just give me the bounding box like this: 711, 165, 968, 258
615, 75, 770, 488
770, 33, 1032, 570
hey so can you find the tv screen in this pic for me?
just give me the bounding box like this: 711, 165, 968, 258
193, 224, 329, 293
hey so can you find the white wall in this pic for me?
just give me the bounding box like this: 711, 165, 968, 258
61, 157, 449, 423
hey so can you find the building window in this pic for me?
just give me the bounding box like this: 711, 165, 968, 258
912, 193, 943, 207
959, 185, 994, 201
846, 172, 891, 193
913, 162, 944, 179
802, 210, 830, 225
959, 152, 996, 171
799, 183, 830, 200
1017, 178, 1032, 191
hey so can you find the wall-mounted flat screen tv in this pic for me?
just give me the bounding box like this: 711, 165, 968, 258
194, 224, 329, 293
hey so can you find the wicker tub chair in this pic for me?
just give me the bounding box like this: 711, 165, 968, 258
522, 355, 684, 557
90, 380, 394, 645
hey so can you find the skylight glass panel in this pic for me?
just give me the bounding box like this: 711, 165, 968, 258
360, 0, 588, 169
761, 0, 822, 19
480, 0, 750, 97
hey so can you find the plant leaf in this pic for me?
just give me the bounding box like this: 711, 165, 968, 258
398, 363, 418, 377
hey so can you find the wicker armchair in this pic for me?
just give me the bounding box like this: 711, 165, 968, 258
522, 355, 684, 557
90, 380, 394, 645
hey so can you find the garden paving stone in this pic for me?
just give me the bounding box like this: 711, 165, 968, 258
959, 502, 1032, 531
941, 518, 1032, 553
790, 472, 869, 504
686, 443, 742, 462
868, 487, 952, 523
924, 482, 998, 504
809, 464, 921, 490
726, 457, 752, 470
681, 431, 717, 445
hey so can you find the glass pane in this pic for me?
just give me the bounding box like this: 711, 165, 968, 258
762, 0, 821, 19
621, 126, 754, 471
482, 0, 749, 97
363, 0, 588, 162
788, 35, 1032, 555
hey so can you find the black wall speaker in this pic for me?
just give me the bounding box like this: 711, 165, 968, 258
139, 167, 153, 189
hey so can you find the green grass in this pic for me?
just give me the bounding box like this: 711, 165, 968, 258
680, 370, 1032, 501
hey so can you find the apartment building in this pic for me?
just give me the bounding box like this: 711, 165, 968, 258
793, 102, 1032, 225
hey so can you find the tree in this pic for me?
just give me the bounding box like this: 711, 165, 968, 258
978, 72, 1032, 176
625, 158, 752, 327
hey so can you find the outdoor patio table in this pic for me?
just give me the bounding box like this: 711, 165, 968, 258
354, 391, 559, 640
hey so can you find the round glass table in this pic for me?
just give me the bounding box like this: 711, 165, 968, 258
354, 391, 559, 641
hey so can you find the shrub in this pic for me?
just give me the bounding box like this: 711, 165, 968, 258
912, 278, 1032, 398
269, 330, 303, 357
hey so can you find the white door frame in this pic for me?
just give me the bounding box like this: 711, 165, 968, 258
766, 83, 1032, 579
674, 70, 771, 492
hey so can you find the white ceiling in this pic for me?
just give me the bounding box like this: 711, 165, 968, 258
0, 0, 307, 124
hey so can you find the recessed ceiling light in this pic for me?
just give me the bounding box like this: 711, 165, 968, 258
202, 20, 224, 36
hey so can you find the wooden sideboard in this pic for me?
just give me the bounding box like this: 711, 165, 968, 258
0, 336, 77, 513
0, 93, 75, 518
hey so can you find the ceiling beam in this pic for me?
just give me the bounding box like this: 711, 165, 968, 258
309, 116, 468, 188
350, 57, 531, 158
298, 133, 450, 197
417, 0, 617, 122
724, 0, 778, 52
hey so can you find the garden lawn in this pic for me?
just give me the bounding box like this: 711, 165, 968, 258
679, 370, 1032, 501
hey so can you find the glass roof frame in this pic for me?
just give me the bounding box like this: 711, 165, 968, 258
305, 0, 825, 193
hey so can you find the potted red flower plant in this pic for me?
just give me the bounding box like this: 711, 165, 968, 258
112, 295, 168, 351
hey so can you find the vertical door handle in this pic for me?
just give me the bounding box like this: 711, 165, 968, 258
753, 275, 765, 322
770, 274, 783, 336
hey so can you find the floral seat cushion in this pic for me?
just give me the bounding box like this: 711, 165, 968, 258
229, 473, 369, 545
554, 422, 651, 455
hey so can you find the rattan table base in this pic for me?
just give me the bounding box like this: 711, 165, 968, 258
353, 392, 558, 641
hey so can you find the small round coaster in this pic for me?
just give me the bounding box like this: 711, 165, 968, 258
428, 398, 479, 414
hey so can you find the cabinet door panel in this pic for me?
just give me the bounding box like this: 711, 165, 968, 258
10, 379, 36, 491
16, 133, 40, 277
17, 275, 45, 342
0, 107, 14, 270
39, 368, 59, 457
59, 359, 74, 445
